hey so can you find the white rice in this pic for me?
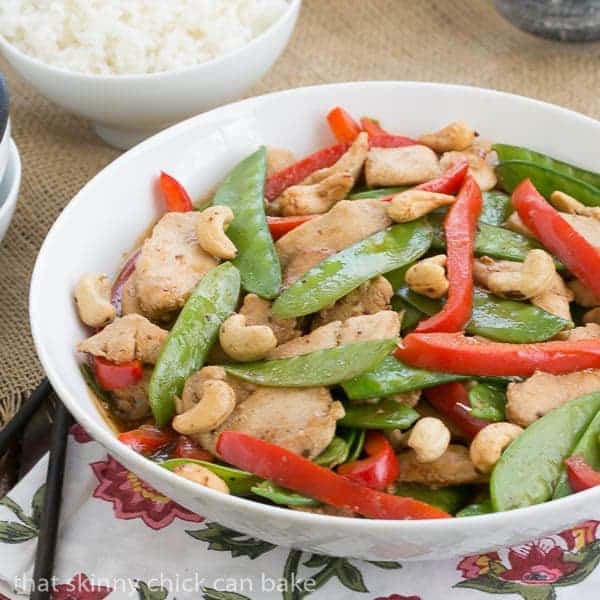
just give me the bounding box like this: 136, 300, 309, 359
0, 0, 289, 75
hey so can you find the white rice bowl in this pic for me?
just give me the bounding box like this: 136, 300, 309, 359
0, 0, 289, 75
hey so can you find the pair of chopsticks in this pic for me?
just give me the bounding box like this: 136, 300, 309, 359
0, 378, 71, 600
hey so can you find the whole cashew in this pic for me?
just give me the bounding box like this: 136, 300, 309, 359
196, 206, 237, 260
279, 172, 354, 216
172, 380, 236, 434
550, 190, 600, 220
74, 273, 116, 328
469, 422, 523, 473
418, 121, 475, 153
405, 255, 448, 298
387, 190, 455, 223
486, 250, 555, 300
173, 463, 230, 494
407, 417, 451, 463
219, 313, 277, 362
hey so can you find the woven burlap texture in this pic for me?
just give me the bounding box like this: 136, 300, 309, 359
1, 0, 599, 424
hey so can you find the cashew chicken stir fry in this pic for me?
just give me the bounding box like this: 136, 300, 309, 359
76, 107, 600, 520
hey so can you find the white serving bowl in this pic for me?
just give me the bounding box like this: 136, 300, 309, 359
30, 82, 600, 560
0, 138, 21, 245
0, 0, 301, 149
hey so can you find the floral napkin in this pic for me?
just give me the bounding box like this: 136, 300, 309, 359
0, 425, 599, 600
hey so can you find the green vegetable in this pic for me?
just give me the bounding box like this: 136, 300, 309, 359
149, 263, 240, 426
398, 287, 569, 343
342, 355, 468, 401
272, 219, 432, 318
469, 383, 506, 422
491, 393, 600, 511
430, 214, 552, 264
456, 500, 494, 517
80, 363, 111, 404
341, 428, 366, 462
494, 144, 600, 193
161, 459, 260, 495
349, 187, 407, 199
553, 410, 600, 499
224, 338, 398, 387
480, 191, 512, 226
496, 161, 600, 208
251, 481, 319, 507
384, 263, 410, 290
213, 147, 281, 298
340, 398, 419, 430
314, 436, 349, 468
391, 296, 424, 332
393, 483, 472, 514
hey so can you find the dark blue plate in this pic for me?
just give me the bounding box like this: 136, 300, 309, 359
0, 74, 8, 142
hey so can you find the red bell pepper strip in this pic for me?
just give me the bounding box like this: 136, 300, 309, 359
266, 215, 317, 240
159, 172, 193, 212
423, 383, 490, 439
513, 178, 600, 299
416, 159, 469, 195
93, 356, 143, 390
415, 176, 482, 333
119, 425, 176, 456
216, 431, 451, 519
565, 455, 600, 492
172, 435, 214, 461
395, 332, 600, 376
337, 431, 399, 490
265, 143, 348, 201
360, 117, 418, 148
110, 249, 141, 316
327, 106, 362, 143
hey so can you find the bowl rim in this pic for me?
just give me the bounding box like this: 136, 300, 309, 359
0, 0, 301, 82
0, 137, 21, 225
30, 80, 600, 534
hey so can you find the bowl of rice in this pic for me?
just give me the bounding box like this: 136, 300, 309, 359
0, 0, 301, 149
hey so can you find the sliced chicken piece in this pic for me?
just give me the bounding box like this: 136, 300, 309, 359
556, 323, 600, 341
77, 314, 168, 364
390, 390, 421, 408
365, 145, 441, 187
568, 279, 600, 308
239, 293, 301, 344
179, 366, 256, 413
440, 145, 497, 192
395, 445, 485, 486
112, 368, 152, 421
121, 274, 142, 316
196, 387, 345, 458
266, 146, 296, 176
562, 213, 600, 249
313, 276, 394, 327
303, 132, 369, 185
283, 248, 335, 287
279, 172, 354, 216
276, 199, 392, 274
504, 213, 534, 238
268, 310, 400, 359
135, 212, 219, 321
506, 370, 600, 427
531, 272, 573, 322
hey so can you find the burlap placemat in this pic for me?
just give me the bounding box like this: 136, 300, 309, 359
1, 0, 599, 425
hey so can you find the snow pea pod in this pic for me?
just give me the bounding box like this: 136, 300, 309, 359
314, 436, 349, 468
398, 287, 569, 343
496, 160, 600, 207
553, 410, 600, 499
272, 219, 432, 318
161, 459, 260, 495
252, 481, 319, 507
394, 483, 472, 514
456, 499, 494, 517
224, 338, 398, 387
340, 398, 419, 430
342, 355, 468, 401
468, 382, 506, 422
494, 144, 600, 191
391, 295, 424, 332
480, 191, 511, 226
149, 263, 241, 426
341, 428, 366, 462
213, 147, 281, 298
491, 393, 600, 511
349, 186, 407, 199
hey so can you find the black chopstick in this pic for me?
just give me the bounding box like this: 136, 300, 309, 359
0, 378, 52, 458
31, 401, 72, 600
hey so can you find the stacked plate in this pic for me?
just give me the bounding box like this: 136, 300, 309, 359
0, 75, 21, 245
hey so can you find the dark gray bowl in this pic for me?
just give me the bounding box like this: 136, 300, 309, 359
493, 0, 600, 41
